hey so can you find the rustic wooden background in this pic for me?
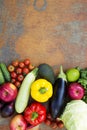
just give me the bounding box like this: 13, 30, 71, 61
0, 0, 87, 129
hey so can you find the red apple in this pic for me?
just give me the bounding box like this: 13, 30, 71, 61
68, 82, 84, 100
10, 114, 27, 130
0, 83, 18, 102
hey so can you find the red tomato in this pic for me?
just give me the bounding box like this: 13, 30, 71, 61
16, 67, 22, 74
11, 72, 17, 78
17, 74, 24, 81
15, 81, 21, 88
24, 59, 30, 66
23, 67, 29, 75
12, 60, 19, 67
44, 119, 51, 126
11, 78, 16, 83
19, 62, 25, 68
29, 64, 35, 70
57, 121, 64, 128
8, 65, 15, 72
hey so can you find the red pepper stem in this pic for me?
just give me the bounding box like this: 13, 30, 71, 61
31, 112, 38, 120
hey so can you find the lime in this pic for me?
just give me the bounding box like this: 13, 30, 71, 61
66, 68, 80, 82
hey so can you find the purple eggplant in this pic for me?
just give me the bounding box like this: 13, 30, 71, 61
50, 66, 67, 119
0, 100, 5, 110
1, 101, 15, 117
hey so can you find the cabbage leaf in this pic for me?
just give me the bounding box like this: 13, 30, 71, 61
61, 100, 87, 130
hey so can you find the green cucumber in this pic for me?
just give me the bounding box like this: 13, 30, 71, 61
0, 68, 5, 85
15, 67, 38, 113
0, 63, 11, 82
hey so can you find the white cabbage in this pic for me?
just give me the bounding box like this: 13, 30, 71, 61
61, 100, 87, 130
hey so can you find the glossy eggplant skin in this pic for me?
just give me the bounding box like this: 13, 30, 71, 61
50, 78, 67, 119
0, 100, 5, 111
1, 101, 15, 117
50, 66, 67, 119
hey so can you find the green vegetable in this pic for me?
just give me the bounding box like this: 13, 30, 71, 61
0, 63, 11, 82
66, 68, 80, 82
15, 68, 38, 113
38, 63, 55, 84
0, 68, 5, 85
50, 65, 67, 119
78, 68, 87, 85
78, 67, 87, 103
61, 100, 87, 130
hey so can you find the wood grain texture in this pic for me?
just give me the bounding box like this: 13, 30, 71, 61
0, 0, 87, 129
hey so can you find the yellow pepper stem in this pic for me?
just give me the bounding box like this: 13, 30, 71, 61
39, 87, 47, 94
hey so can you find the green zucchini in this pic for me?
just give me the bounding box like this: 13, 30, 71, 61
38, 63, 55, 84
15, 67, 38, 113
0, 68, 5, 85
0, 63, 11, 82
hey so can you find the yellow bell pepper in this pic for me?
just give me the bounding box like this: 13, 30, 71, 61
31, 79, 53, 102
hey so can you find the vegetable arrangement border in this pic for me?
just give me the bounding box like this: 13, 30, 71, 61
0, 58, 87, 130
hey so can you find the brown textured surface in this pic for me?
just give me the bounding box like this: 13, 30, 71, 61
0, 0, 87, 129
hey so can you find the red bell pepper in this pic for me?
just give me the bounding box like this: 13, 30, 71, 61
24, 102, 46, 126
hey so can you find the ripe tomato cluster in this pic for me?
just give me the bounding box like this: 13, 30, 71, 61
44, 113, 64, 129
8, 59, 34, 88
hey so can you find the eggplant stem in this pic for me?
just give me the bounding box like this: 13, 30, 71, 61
58, 65, 67, 81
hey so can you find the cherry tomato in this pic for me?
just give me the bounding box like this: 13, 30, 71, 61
57, 121, 64, 128
44, 119, 51, 126
11, 78, 16, 83
12, 60, 19, 67
17, 74, 24, 81
23, 67, 29, 75
8, 65, 15, 72
50, 121, 57, 129
24, 59, 30, 66
16, 67, 22, 74
15, 81, 21, 88
19, 62, 25, 68
29, 64, 35, 70
11, 72, 17, 78
47, 113, 53, 121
